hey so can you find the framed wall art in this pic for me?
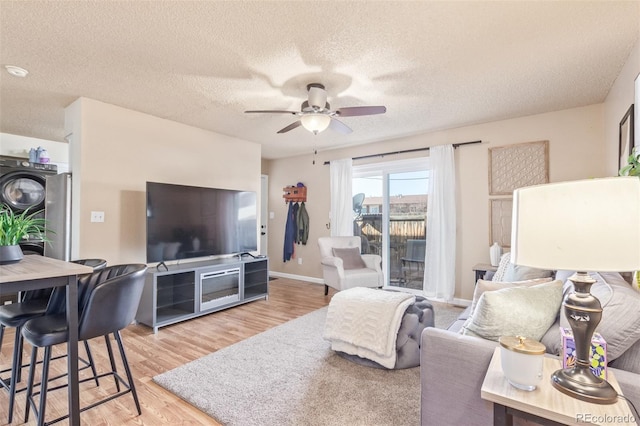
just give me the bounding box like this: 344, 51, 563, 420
489, 140, 549, 195
619, 104, 635, 172
635, 74, 639, 152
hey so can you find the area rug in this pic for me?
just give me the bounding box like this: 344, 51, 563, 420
431, 300, 464, 329
153, 302, 463, 426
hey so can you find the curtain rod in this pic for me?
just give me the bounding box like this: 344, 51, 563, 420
322, 140, 482, 165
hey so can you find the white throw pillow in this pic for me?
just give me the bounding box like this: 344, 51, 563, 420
469, 278, 553, 317
462, 280, 563, 342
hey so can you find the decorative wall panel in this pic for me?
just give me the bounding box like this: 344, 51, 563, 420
490, 198, 513, 247
489, 141, 549, 195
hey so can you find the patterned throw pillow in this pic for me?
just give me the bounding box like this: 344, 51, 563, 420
491, 251, 554, 282
491, 252, 512, 282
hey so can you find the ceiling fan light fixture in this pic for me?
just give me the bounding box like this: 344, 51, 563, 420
301, 113, 331, 135
245, 83, 385, 135
5, 65, 28, 78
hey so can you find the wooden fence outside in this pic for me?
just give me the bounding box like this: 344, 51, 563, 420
355, 214, 426, 287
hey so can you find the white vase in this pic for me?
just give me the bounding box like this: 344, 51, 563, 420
490, 242, 502, 267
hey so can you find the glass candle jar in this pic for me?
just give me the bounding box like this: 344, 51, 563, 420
499, 335, 546, 391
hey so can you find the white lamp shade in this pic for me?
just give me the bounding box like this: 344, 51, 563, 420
301, 114, 331, 134
511, 177, 640, 272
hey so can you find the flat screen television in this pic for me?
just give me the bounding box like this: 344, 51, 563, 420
146, 182, 257, 263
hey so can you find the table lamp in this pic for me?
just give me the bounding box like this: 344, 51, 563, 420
510, 177, 640, 404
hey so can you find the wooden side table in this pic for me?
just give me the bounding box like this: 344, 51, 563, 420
481, 347, 635, 426
472, 263, 498, 282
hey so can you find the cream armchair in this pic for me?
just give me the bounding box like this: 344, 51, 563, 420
318, 236, 383, 296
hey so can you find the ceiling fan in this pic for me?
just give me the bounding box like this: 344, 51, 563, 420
244, 83, 386, 135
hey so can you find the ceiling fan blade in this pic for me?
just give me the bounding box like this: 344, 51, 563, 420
329, 118, 353, 135
308, 85, 327, 109
335, 106, 387, 117
277, 120, 303, 134
245, 110, 298, 115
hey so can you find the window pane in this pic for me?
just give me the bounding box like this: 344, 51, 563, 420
353, 159, 429, 290
353, 176, 383, 258
390, 171, 428, 289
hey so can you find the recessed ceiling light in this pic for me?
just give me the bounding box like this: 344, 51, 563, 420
5, 65, 29, 78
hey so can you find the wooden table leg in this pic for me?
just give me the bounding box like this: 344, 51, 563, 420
493, 403, 513, 426
66, 275, 80, 426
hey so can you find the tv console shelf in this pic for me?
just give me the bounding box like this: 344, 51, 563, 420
136, 256, 268, 333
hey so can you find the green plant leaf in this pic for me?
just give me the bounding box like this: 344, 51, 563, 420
619, 165, 632, 176
0, 204, 50, 246
619, 147, 640, 177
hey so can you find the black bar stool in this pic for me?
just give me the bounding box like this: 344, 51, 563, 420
0, 258, 106, 423
22, 263, 147, 425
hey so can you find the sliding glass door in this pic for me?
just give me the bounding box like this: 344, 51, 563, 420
353, 158, 430, 290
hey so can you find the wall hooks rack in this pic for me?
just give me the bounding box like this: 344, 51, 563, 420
283, 185, 307, 203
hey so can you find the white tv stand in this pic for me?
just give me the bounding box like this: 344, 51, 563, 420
135, 256, 268, 333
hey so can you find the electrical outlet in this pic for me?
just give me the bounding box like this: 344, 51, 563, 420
90, 211, 105, 222
298, 257, 303, 265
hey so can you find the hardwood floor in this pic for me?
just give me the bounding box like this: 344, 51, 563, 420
0, 278, 333, 425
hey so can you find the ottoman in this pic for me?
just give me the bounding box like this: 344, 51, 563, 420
336, 295, 435, 369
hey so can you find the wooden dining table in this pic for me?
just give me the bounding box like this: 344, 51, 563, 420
0, 255, 94, 426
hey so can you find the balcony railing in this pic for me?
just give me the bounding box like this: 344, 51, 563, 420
354, 213, 426, 289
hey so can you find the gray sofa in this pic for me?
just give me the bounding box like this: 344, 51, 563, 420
420, 270, 640, 426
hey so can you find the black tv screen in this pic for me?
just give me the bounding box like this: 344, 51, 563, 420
146, 182, 257, 263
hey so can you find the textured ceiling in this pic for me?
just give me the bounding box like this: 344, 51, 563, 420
1, 1, 638, 159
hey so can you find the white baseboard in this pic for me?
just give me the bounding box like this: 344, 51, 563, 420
268, 271, 472, 307
269, 271, 324, 285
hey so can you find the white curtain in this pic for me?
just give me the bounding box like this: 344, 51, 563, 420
423, 144, 456, 300
329, 158, 354, 236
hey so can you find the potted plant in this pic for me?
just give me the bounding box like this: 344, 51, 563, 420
619, 149, 640, 290
0, 204, 48, 264
619, 147, 640, 176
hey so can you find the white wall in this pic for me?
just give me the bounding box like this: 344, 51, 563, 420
604, 38, 640, 175
266, 36, 640, 302
266, 104, 606, 301
64, 97, 262, 265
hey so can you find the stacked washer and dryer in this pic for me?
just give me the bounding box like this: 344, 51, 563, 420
0, 155, 58, 255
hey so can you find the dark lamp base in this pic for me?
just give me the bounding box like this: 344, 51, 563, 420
551, 367, 618, 405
